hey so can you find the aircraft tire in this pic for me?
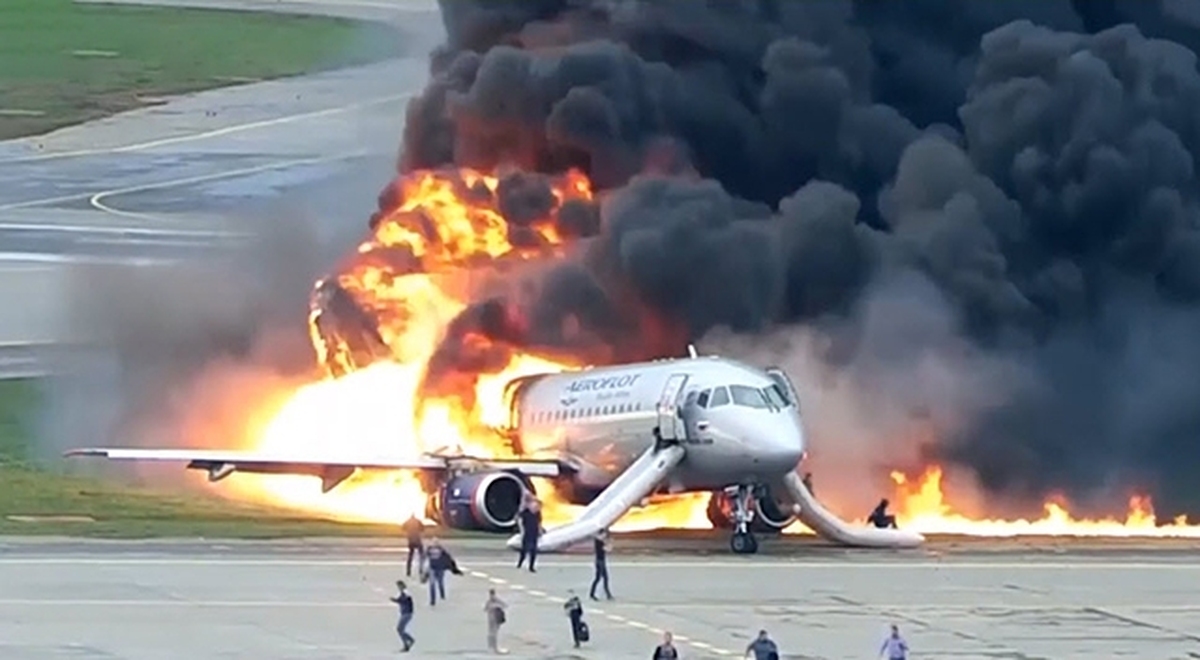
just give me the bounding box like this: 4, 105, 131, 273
730, 531, 758, 555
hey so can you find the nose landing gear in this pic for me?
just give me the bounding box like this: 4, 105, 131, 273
728, 484, 760, 555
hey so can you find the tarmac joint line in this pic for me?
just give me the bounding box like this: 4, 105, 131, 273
1082, 606, 1200, 643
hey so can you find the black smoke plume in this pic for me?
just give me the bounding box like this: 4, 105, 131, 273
396, 0, 1200, 515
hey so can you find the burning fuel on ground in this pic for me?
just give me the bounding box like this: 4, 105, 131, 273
195, 0, 1200, 538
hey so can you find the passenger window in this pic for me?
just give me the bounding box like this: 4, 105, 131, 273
697, 389, 711, 408
731, 385, 769, 408
709, 386, 730, 407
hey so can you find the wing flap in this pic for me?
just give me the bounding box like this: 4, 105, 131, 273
65, 448, 567, 491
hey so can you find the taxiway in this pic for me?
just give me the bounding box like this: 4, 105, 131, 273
0, 0, 442, 377
1, 537, 1198, 659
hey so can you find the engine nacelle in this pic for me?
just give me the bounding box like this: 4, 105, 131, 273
437, 471, 530, 532
706, 487, 797, 532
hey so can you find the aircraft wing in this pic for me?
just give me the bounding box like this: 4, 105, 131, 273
64, 447, 568, 492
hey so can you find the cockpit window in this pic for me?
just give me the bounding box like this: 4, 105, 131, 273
708, 386, 730, 407
730, 384, 769, 409
697, 389, 711, 408
766, 369, 800, 411
763, 385, 788, 409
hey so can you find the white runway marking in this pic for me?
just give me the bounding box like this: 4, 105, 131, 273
0, 252, 177, 265
465, 567, 737, 656
87, 148, 370, 221
0, 149, 369, 215
1, 598, 1196, 614
0, 599, 381, 607
1, 557, 1199, 570
0, 222, 240, 237
0, 93, 411, 165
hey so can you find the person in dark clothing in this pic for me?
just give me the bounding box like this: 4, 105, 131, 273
652, 631, 679, 659
402, 514, 425, 577
868, 499, 898, 529
423, 538, 460, 606
802, 472, 814, 495
589, 528, 613, 600
563, 590, 586, 648
745, 629, 779, 660
516, 496, 542, 573
389, 580, 415, 652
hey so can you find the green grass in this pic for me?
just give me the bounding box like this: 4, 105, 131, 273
0, 378, 415, 538
0, 0, 403, 139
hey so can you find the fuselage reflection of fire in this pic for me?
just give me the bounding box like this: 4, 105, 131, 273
223, 165, 1200, 539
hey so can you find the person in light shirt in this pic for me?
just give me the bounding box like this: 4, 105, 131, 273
879, 624, 909, 660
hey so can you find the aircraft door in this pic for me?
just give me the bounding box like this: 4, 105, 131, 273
656, 373, 690, 441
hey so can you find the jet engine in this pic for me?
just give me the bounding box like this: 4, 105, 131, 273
706, 486, 797, 532
435, 471, 531, 532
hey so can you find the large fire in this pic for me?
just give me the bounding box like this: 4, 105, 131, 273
882, 465, 1200, 538
217, 166, 1200, 539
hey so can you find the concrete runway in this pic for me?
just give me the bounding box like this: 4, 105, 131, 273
2, 538, 1200, 659
0, 0, 442, 373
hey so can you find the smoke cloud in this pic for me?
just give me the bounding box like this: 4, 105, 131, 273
39, 203, 365, 489
398, 0, 1200, 515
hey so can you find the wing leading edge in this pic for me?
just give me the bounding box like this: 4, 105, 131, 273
64, 448, 568, 493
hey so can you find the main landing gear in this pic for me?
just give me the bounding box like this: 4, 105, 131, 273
728, 484, 759, 555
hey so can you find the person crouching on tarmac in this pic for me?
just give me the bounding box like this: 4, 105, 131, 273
516, 494, 543, 573
388, 580, 415, 652
563, 590, 587, 648
868, 499, 898, 529
421, 537, 461, 606
589, 528, 613, 600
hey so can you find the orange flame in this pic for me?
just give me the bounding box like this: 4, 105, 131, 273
885, 465, 1200, 537
223, 168, 603, 523
216, 166, 1200, 539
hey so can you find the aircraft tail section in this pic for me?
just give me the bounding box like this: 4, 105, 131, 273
783, 471, 925, 548
507, 443, 686, 553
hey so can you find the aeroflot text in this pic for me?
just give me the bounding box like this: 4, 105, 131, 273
563, 374, 640, 393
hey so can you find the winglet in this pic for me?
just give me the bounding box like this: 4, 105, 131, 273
687, 344, 698, 359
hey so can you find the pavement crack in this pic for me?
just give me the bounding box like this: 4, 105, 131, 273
1082, 606, 1200, 643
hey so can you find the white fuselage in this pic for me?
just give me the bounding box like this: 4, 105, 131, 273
501, 356, 807, 494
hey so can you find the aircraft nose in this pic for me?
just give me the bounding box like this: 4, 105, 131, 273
761, 416, 805, 470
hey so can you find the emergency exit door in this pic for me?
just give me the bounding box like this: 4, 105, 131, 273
657, 373, 689, 441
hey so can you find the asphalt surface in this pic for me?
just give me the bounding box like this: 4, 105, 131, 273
0, 0, 442, 373
2, 537, 1200, 659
